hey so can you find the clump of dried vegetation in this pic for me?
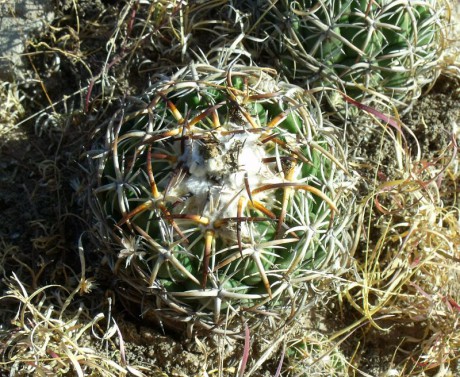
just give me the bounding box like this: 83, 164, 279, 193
0, 1, 459, 376
0, 242, 144, 376
340, 111, 460, 376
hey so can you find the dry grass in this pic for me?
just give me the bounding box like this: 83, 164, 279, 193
0, 82, 25, 137
0, 0, 459, 376
337, 110, 460, 375
0, 241, 145, 376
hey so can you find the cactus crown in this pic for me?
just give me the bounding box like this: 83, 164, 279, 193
234, 0, 449, 109
93, 64, 354, 333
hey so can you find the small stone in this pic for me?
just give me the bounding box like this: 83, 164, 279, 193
0, 0, 55, 81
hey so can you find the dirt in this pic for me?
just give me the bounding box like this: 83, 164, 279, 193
0, 1, 459, 377
0, 0, 55, 81
404, 77, 460, 156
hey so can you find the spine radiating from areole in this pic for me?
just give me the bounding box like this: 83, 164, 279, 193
90, 63, 356, 335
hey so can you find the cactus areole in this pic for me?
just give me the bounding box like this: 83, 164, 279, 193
94, 66, 351, 333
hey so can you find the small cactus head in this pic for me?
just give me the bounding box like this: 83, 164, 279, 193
92, 64, 354, 334
248, 0, 449, 110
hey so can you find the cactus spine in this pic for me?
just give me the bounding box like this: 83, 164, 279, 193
92, 64, 355, 334
230, 0, 450, 110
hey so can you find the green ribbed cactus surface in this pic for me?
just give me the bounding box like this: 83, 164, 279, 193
248, 0, 449, 109
93, 64, 355, 333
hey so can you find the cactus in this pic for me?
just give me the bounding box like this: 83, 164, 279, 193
242, 0, 449, 110
92, 63, 355, 334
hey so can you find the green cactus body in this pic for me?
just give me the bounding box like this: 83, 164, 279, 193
258, 0, 449, 109
94, 65, 354, 333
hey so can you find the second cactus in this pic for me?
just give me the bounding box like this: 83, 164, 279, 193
246, 0, 449, 109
